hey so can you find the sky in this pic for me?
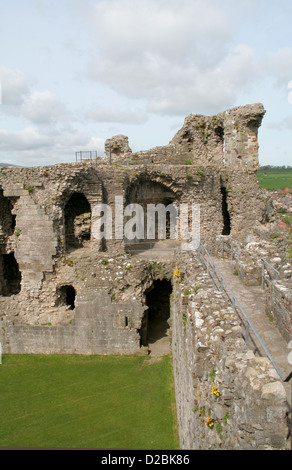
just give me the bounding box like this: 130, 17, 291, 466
0, 0, 292, 167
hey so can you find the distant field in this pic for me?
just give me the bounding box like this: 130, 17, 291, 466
257, 168, 292, 190
0, 354, 179, 449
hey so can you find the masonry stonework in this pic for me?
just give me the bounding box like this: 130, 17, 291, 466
0, 103, 291, 449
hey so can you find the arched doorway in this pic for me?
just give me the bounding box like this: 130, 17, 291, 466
140, 279, 172, 353
56, 285, 76, 310
64, 193, 91, 250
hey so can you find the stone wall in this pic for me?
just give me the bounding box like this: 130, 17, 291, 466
1, 286, 144, 355
171, 250, 289, 450
105, 103, 265, 170
0, 250, 174, 354
0, 162, 271, 320
266, 280, 292, 343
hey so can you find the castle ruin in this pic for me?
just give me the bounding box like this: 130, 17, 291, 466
0, 103, 291, 450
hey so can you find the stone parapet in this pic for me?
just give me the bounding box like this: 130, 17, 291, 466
266, 279, 292, 343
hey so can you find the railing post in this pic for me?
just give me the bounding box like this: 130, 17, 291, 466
220, 276, 223, 292
245, 322, 250, 349
261, 259, 265, 290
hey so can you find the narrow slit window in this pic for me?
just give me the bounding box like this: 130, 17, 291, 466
221, 186, 231, 235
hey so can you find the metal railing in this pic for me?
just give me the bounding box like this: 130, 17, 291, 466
198, 242, 291, 383
219, 235, 241, 260
75, 151, 101, 164
261, 258, 280, 289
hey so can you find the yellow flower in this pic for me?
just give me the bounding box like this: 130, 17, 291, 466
174, 268, 184, 282
205, 417, 215, 428
211, 385, 220, 397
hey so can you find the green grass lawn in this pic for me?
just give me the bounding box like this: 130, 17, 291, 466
257, 168, 292, 190
0, 354, 179, 449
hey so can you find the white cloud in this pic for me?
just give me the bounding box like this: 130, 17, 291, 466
0, 126, 105, 166
0, 66, 31, 107
260, 47, 292, 88
88, 0, 261, 115
21, 90, 71, 125
0, 66, 71, 125
147, 45, 258, 115
0, 127, 52, 152
87, 105, 148, 124
87, 0, 292, 117
0, 66, 86, 164
92, 0, 235, 65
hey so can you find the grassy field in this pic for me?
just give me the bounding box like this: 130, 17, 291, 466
0, 354, 179, 449
257, 167, 292, 190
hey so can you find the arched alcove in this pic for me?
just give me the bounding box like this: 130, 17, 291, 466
124, 178, 178, 251
64, 192, 91, 250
